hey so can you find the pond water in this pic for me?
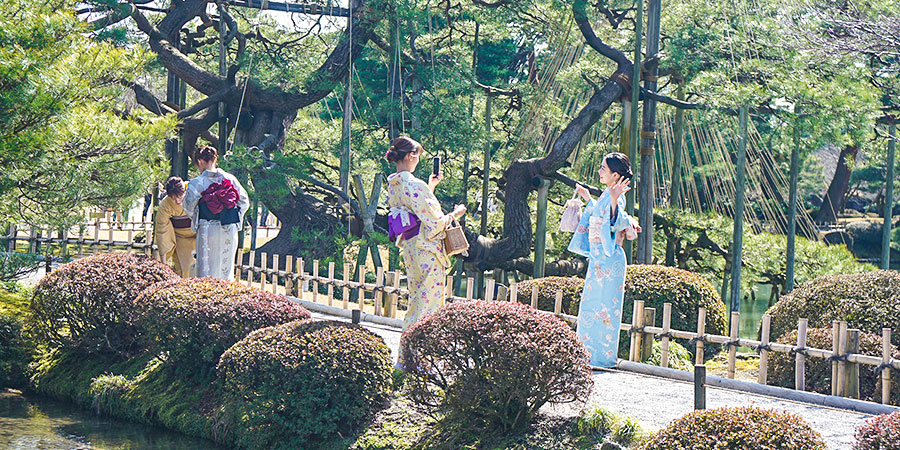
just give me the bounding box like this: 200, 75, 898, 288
724, 283, 777, 341
0, 391, 224, 450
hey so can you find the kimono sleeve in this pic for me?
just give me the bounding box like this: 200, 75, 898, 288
567, 198, 597, 257
610, 194, 631, 233
154, 198, 177, 259
404, 178, 452, 241
227, 173, 251, 231
183, 178, 202, 221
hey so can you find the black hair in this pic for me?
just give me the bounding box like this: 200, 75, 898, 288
385, 136, 423, 163
604, 152, 633, 180
164, 176, 185, 197
194, 145, 218, 163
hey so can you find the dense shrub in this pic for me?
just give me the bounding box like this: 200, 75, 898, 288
30, 253, 177, 353
642, 406, 826, 450
135, 277, 309, 372
855, 411, 900, 450
768, 327, 900, 403
218, 319, 392, 449
400, 300, 593, 432
644, 339, 694, 372
766, 270, 900, 346
516, 276, 584, 315
623, 265, 726, 339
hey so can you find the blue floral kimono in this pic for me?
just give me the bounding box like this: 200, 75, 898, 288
567, 189, 632, 368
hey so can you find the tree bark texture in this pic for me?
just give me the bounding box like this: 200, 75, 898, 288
816, 144, 859, 224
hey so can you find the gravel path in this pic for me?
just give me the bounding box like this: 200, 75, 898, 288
314, 312, 873, 450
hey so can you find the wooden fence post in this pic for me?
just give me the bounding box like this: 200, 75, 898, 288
285, 255, 294, 296
694, 364, 706, 410
845, 328, 860, 399
831, 320, 841, 396
92, 220, 100, 255
342, 263, 350, 310
531, 285, 539, 309
389, 271, 400, 318
374, 267, 384, 316
727, 311, 740, 379
294, 258, 303, 298
485, 279, 495, 301
660, 303, 672, 368
795, 318, 808, 391
260, 253, 268, 292
496, 284, 507, 302
271, 254, 280, 294
77, 226, 85, 258
510, 283, 518, 303
327, 261, 335, 306
554, 291, 563, 315
312, 260, 320, 302
466, 277, 475, 300
695, 308, 707, 365
882, 328, 892, 405
298, 258, 307, 294
357, 266, 366, 309
246, 251, 256, 287
642, 307, 657, 362
629, 300, 645, 362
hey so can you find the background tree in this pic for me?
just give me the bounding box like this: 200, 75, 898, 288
0, 0, 174, 228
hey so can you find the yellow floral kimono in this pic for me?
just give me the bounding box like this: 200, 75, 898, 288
155, 195, 196, 278
386, 171, 452, 329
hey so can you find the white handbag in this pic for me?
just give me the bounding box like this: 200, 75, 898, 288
559, 192, 584, 233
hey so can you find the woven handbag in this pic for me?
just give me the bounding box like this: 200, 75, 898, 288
443, 218, 469, 256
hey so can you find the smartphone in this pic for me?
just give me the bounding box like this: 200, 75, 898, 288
432, 156, 441, 176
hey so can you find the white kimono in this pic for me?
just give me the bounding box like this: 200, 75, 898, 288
183, 168, 250, 280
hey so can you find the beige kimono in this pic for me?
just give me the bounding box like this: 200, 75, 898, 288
155, 195, 196, 277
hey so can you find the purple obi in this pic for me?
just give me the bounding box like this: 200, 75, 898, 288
388, 207, 420, 241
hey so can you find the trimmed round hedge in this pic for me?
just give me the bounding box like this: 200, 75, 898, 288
517, 266, 727, 359
135, 277, 309, 372
767, 327, 900, 404
30, 253, 177, 353
400, 300, 593, 432
766, 270, 900, 346
218, 319, 392, 449
642, 406, 826, 450
855, 411, 900, 450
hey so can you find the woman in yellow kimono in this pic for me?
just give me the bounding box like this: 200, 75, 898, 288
155, 177, 196, 277
385, 136, 467, 331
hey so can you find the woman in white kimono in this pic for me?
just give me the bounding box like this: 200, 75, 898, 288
183, 146, 250, 280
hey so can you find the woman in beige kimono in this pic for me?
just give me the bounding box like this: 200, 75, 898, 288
385, 136, 467, 331
155, 177, 196, 277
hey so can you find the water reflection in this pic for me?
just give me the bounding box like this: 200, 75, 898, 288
0, 391, 225, 450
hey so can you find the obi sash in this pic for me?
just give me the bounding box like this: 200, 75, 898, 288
170, 215, 192, 229
199, 178, 240, 225
388, 207, 420, 242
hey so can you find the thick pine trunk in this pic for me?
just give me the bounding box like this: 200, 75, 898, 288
462, 77, 627, 269
816, 144, 858, 224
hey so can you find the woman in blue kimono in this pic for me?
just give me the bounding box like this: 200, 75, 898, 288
568, 152, 639, 368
